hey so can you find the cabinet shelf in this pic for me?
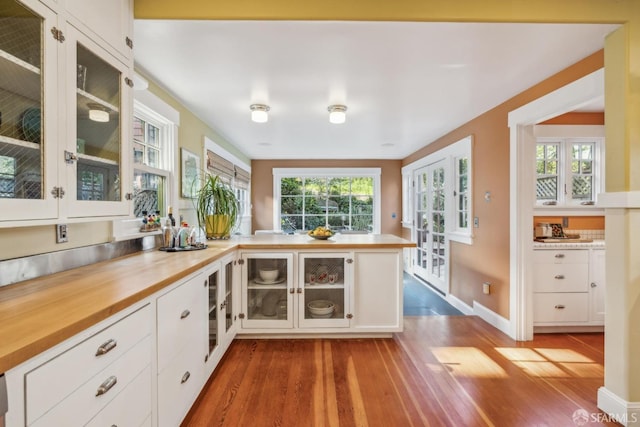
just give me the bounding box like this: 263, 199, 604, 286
247, 284, 287, 290
0, 135, 41, 152
304, 283, 344, 289
77, 153, 118, 168
77, 88, 119, 114
0, 48, 41, 101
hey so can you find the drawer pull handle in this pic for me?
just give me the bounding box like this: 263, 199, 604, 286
181, 371, 191, 384
96, 375, 117, 396
180, 309, 191, 319
554, 275, 565, 280
289, 288, 295, 294
554, 304, 566, 309
591, 282, 597, 288
297, 288, 302, 294
95, 339, 117, 356
554, 254, 565, 258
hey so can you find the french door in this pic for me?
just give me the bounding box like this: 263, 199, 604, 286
414, 159, 448, 294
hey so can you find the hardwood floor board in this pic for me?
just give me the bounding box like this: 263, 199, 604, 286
183, 316, 615, 427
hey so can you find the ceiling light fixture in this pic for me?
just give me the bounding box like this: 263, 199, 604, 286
250, 104, 270, 123
87, 103, 110, 122
328, 105, 347, 124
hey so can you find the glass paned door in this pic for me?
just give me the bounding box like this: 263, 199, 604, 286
413, 159, 448, 293
207, 268, 219, 357
299, 254, 349, 328
241, 253, 293, 329
0, 0, 57, 221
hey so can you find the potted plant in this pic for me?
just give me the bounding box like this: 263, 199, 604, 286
194, 173, 240, 239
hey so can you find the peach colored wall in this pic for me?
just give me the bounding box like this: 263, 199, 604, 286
251, 159, 403, 235
402, 50, 604, 319
540, 112, 605, 125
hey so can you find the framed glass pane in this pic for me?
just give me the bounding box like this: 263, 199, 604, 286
572, 176, 592, 200
281, 177, 303, 196
281, 196, 303, 214
536, 176, 557, 200
133, 171, 165, 217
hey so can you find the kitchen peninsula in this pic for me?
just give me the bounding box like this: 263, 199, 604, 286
0, 233, 413, 426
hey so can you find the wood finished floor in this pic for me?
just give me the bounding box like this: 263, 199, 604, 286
183, 316, 614, 426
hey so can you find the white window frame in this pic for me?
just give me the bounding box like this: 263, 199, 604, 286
112, 89, 179, 241
272, 168, 382, 234
533, 125, 605, 211
204, 136, 252, 236
402, 135, 473, 245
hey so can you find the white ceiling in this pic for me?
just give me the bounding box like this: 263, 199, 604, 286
133, 21, 617, 160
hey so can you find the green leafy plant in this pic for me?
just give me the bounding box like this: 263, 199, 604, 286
194, 173, 240, 239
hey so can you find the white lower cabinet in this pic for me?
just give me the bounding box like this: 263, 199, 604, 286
239, 249, 402, 334
6, 303, 152, 427
532, 247, 605, 327
155, 271, 206, 427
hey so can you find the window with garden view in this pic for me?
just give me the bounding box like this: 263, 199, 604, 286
276, 169, 379, 233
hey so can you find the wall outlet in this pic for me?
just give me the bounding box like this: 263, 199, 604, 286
473, 217, 479, 228
56, 224, 68, 243
482, 282, 491, 295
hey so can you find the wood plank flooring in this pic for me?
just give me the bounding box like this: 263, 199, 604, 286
182, 316, 615, 426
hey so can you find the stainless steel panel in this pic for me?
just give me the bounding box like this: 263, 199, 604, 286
0, 235, 161, 288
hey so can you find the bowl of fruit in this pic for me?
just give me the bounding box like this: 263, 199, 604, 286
308, 226, 334, 240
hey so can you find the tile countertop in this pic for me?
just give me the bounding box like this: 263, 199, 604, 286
532, 239, 605, 249
0, 234, 414, 373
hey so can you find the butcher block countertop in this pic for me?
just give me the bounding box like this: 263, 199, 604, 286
0, 234, 414, 373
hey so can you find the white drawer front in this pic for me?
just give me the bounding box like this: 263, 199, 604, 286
25, 304, 151, 424
533, 249, 589, 264
30, 335, 151, 427
157, 275, 204, 372
157, 347, 204, 427
86, 365, 151, 427
533, 293, 589, 323
532, 265, 589, 292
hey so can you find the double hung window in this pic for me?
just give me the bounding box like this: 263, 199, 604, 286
132, 102, 174, 217
535, 136, 602, 207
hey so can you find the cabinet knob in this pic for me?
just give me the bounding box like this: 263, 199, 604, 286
591, 282, 597, 288
554, 254, 565, 258
289, 288, 295, 294
180, 309, 191, 319
554, 304, 566, 309
96, 376, 117, 396
346, 259, 354, 264
95, 338, 117, 356
346, 313, 353, 319
296, 288, 302, 294
554, 275, 565, 280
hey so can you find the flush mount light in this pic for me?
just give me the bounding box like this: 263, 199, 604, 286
328, 105, 347, 124
87, 103, 110, 122
250, 104, 270, 123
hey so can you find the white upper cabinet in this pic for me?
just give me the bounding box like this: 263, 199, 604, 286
62, 0, 133, 64
0, 0, 59, 221
0, 0, 133, 225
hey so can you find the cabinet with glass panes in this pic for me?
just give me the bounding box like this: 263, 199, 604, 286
298, 252, 351, 328
0, 0, 133, 224
239, 252, 294, 329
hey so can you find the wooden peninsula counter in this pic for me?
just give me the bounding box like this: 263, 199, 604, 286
1, 234, 414, 426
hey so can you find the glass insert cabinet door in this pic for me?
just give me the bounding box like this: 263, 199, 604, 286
241, 253, 294, 328
206, 267, 219, 359
65, 25, 131, 217
298, 253, 350, 328
0, 0, 58, 220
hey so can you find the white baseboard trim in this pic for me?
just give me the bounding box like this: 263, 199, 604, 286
472, 301, 512, 337
597, 387, 640, 426
446, 294, 473, 315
